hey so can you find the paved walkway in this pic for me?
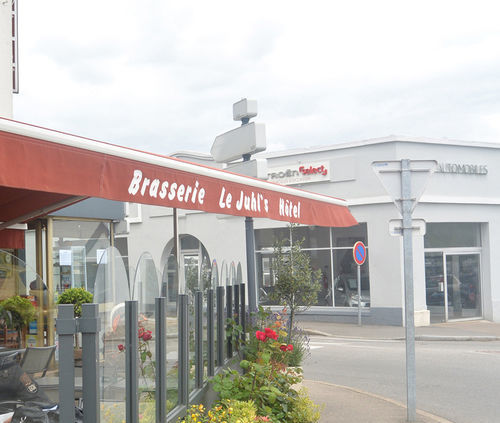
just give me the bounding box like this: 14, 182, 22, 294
296, 319, 500, 423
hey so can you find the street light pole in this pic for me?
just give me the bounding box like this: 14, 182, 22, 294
242, 145, 258, 312
211, 99, 266, 313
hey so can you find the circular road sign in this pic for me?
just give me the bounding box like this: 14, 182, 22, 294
353, 241, 366, 266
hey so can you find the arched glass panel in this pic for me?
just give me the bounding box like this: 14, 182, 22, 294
236, 262, 243, 285
200, 257, 211, 294
229, 262, 236, 286
132, 252, 160, 318
94, 246, 130, 421
220, 261, 229, 287
161, 258, 178, 412
211, 260, 219, 290
210, 259, 219, 367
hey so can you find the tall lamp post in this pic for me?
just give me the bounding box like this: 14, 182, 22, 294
211, 99, 267, 312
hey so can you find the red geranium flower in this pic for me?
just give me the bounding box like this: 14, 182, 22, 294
286, 344, 293, 351
264, 328, 278, 340
255, 330, 267, 341
279, 344, 287, 352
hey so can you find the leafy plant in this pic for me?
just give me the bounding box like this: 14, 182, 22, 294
287, 388, 322, 423
178, 401, 258, 423
118, 315, 156, 398
271, 227, 321, 343
212, 326, 302, 422
56, 287, 93, 317
247, 306, 310, 367
0, 295, 36, 332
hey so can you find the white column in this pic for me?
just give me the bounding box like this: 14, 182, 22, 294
0, 2, 13, 118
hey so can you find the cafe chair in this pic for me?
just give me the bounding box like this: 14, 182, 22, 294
20, 346, 56, 378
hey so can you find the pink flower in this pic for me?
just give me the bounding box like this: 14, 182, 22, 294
255, 331, 267, 341
118, 344, 125, 352
286, 344, 293, 351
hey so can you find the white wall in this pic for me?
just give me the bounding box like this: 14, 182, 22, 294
0, 2, 13, 118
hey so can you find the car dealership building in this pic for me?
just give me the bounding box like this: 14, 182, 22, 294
150, 134, 500, 326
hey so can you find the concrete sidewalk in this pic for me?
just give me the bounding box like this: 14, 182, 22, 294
302, 380, 452, 423
297, 320, 500, 422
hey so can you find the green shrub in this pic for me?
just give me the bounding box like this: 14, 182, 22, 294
0, 295, 36, 331
178, 401, 258, 423
246, 306, 310, 368
56, 287, 93, 317
212, 326, 302, 422
288, 388, 322, 423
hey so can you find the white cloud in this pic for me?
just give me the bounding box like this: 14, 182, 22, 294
13, 0, 500, 155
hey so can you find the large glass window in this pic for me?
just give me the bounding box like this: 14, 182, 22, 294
256, 224, 370, 308
424, 223, 481, 249
255, 227, 290, 250
52, 219, 112, 295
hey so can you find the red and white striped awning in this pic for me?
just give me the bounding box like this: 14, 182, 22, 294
0, 118, 357, 247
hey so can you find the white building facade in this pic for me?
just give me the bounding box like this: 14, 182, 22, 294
127, 136, 499, 326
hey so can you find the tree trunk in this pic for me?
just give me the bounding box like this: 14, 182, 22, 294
287, 309, 295, 344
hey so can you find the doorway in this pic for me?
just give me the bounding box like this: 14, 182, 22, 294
425, 252, 481, 323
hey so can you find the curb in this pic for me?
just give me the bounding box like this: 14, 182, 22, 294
303, 380, 454, 423
303, 329, 500, 342
415, 335, 500, 342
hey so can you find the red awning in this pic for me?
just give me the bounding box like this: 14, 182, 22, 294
0, 229, 24, 249
0, 118, 357, 235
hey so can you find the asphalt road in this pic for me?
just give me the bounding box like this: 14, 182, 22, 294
303, 336, 500, 423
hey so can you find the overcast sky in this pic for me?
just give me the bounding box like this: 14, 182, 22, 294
13, 1, 500, 156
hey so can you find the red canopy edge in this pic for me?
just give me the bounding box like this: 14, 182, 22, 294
0, 118, 358, 228
0, 229, 25, 249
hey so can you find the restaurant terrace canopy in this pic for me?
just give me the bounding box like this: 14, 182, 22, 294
0, 117, 357, 248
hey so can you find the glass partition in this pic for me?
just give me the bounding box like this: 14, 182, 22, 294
211, 260, 219, 367
163, 259, 179, 413
0, 249, 54, 349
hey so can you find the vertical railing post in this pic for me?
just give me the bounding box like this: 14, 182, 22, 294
155, 297, 167, 423
233, 284, 240, 351
195, 291, 203, 388
240, 283, 246, 344
216, 286, 225, 366
226, 285, 233, 358
178, 294, 189, 406
56, 304, 76, 423
80, 304, 101, 423
125, 301, 139, 423
207, 289, 215, 376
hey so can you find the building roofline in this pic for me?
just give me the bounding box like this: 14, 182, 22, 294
259, 134, 500, 159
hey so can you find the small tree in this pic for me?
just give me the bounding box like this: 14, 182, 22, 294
270, 230, 321, 343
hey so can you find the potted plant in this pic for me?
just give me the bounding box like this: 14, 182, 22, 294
0, 295, 36, 348
56, 287, 93, 364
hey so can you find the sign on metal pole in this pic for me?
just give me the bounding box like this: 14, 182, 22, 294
371, 159, 436, 422
353, 241, 366, 266
372, 160, 437, 214
352, 241, 366, 326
